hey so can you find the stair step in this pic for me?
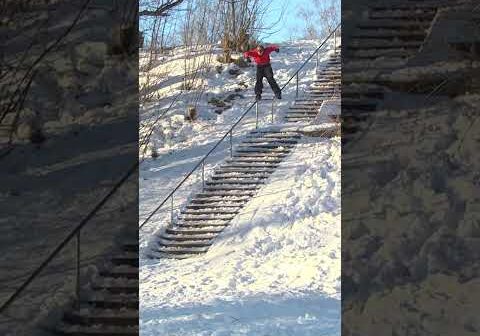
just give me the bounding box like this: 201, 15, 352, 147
90, 284, 138, 295
160, 232, 217, 241
356, 20, 431, 29
56, 324, 138, 336
195, 191, 256, 197
181, 208, 240, 215
245, 134, 300, 139
215, 169, 275, 175
158, 238, 213, 248
211, 174, 269, 181
166, 226, 225, 235
226, 159, 281, 165
237, 143, 294, 149
206, 179, 266, 185
249, 130, 299, 135
235, 148, 291, 154
348, 41, 422, 49
186, 203, 244, 209
83, 299, 138, 310
175, 220, 230, 227
179, 213, 235, 220
204, 185, 260, 192
154, 246, 209, 254
231, 152, 287, 157
98, 269, 138, 280
286, 113, 318, 117
370, 11, 435, 20
351, 48, 414, 58
110, 254, 138, 267
191, 195, 249, 201
242, 139, 298, 144
63, 308, 138, 326
352, 31, 426, 40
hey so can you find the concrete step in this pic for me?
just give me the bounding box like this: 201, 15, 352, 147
348, 40, 422, 49
230, 152, 288, 157
369, 11, 435, 20
356, 21, 430, 29
175, 220, 230, 227
56, 324, 138, 336
160, 232, 217, 241
242, 138, 298, 144
195, 190, 256, 197
166, 226, 225, 235
211, 174, 269, 180
236, 147, 290, 154
181, 208, 240, 215
154, 245, 209, 255
110, 253, 138, 267
186, 203, 244, 209
190, 197, 250, 204
227, 158, 282, 164
204, 185, 261, 192
63, 309, 138, 326
83, 298, 138, 310
98, 268, 138, 280
90, 283, 137, 294
158, 238, 213, 248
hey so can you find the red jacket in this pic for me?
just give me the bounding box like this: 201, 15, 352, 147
244, 45, 279, 65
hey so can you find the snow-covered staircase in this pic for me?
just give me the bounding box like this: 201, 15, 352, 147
152, 129, 301, 259
346, 3, 437, 70
55, 243, 139, 335
343, 2, 441, 144
285, 52, 341, 123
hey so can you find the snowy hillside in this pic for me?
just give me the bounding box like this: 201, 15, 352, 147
139, 39, 340, 335
139, 39, 336, 158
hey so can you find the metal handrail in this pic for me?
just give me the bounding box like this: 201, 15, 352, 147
139, 23, 341, 230
0, 161, 139, 313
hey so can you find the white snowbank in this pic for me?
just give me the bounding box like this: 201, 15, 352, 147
140, 136, 341, 335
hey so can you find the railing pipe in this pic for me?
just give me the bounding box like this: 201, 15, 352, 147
170, 194, 174, 225
76, 231, 81, 305
202, 160, 205, 189
229, 130, 233, 157
295, 73, 299, 98
255, 102, 259, 129
271, 99, 275, 123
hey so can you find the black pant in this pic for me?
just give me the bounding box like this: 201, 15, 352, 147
255, 63, 280, 96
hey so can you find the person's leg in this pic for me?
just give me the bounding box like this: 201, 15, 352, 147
254, 66, 264, 100
265, 65, 281, 99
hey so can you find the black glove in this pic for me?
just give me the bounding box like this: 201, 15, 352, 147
275, 48, 280, 53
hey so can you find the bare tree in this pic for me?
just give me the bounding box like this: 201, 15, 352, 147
298, 0, 340, 39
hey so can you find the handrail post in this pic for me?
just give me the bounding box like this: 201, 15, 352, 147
255, 101, 259, 129
75, 231, 80, 305
202, 160, 205, 189
296, 73, 299, 98
271, 98, 275, 123
170, 194, 174, 225
334, 29, 337, 55
229, 130, 233, 157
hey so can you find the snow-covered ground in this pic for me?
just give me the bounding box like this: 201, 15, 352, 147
140, 136, 340, 335
139, 39, 340, 335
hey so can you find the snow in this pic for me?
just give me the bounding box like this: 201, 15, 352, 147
139, 38, 340, 335
140, 136, 340, 335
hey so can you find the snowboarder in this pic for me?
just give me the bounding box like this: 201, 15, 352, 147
243, 44, 282, 101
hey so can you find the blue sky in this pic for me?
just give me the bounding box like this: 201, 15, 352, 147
140, 0, 314, 44
259, 0, 311, 42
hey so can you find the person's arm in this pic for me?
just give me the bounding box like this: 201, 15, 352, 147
265, 45, 280, 54
243, 50, 256, 58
